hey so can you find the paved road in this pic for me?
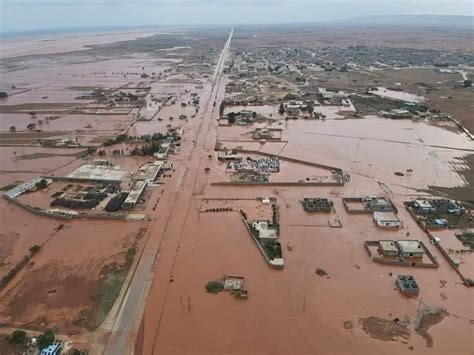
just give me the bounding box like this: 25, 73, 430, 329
104, 28, 233, 355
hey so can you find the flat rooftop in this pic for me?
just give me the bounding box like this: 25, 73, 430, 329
68, 164, 129, 182
135, 163, 162, 182
396, 240, 425, 254
374, 211, 400, 221
378, 240, 398, 252
124, 180, 147, 205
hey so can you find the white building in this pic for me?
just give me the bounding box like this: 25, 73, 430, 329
252, 220, 278, 241
373, 211, 402, 228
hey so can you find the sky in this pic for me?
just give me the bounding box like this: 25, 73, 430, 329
0, 0, 473, 34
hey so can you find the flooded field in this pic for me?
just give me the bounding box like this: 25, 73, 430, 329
0, 24, 473, 355
372, 87, 425, 103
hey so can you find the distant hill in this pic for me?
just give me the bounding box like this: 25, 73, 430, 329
341, 15, 473, 29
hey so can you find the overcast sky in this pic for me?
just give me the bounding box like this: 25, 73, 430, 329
0, 0, 473, 34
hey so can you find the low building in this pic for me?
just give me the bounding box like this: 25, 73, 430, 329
251, 220, 278, 241
396, 275, 420, 296
378, 240, 399, 256
153, 142, 171, 160
302, 198, 333, 212
364, 196, 395, 212
218, 150, 240, 161
286, 107, 300, 116
134, 163, 162, 184
93, 159, 113, 166
122, 180, 147, 210
391, 109, 412, 119
373, 211, 401, 228
240, 110, 254, 118
4, 177, 52, 199
413, 199, 434, 213
261, 197, 271, 204
396, 240, 425, 258
67, 164, 129, 183
40, 343, 62, 355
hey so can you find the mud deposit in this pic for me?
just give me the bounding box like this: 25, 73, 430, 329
360, 317, 411, 342
414, 307, 449, 348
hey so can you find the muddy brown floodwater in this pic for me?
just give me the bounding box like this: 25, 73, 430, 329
0, 27, 473, 355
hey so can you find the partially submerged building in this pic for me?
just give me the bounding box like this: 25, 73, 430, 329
378, 240, 399, 257
67, 164, 129, 183
153, 142, 171, 160
373, 211, 402, 228
122, 180, 147, 210
364, 196, 396, 212
365, 239, 438, 268
3, 177, 52, 199
396, 275, 420, 296
218, 150, 240, 161
302, 198, 333, 212
413, 199, 435, 213
396, 240, 425, 258
251, 220, 278, 241
134, 163, 162, 184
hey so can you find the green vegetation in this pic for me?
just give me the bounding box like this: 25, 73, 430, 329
424, 212, 474, 229
29, 245, 41, 254
0, 244, 43, 289
261, 241, 282, 260
227, 112, 236, 124
456, 232, 474, 250
79, 147, 97, 158
316, 268, 328, 277
352, 95, 425, 115
9, 330, 27, 344
463, 79, 472, 88
35, 179, 48, 190
37, 330, 55, 349
279, 102, 285, 114
205, 281, 224, 294
0, 92, 8, 99
91, 246, 137, 330
130, 132, 178, 156
103, 134, 129, 147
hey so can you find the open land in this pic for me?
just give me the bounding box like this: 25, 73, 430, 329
0, 24, 473, 354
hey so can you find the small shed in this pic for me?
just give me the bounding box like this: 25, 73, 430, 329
396, 275, 420, 296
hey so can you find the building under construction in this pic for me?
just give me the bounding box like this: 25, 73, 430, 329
302, 198, 333, 212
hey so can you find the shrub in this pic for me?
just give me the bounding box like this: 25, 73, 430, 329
205, 281, 224, 294
35, 179, 48, 189
316, 268, 328, 277
37, 330, 55, 349
10, 330, 26, 344
29, 245, 41, 254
